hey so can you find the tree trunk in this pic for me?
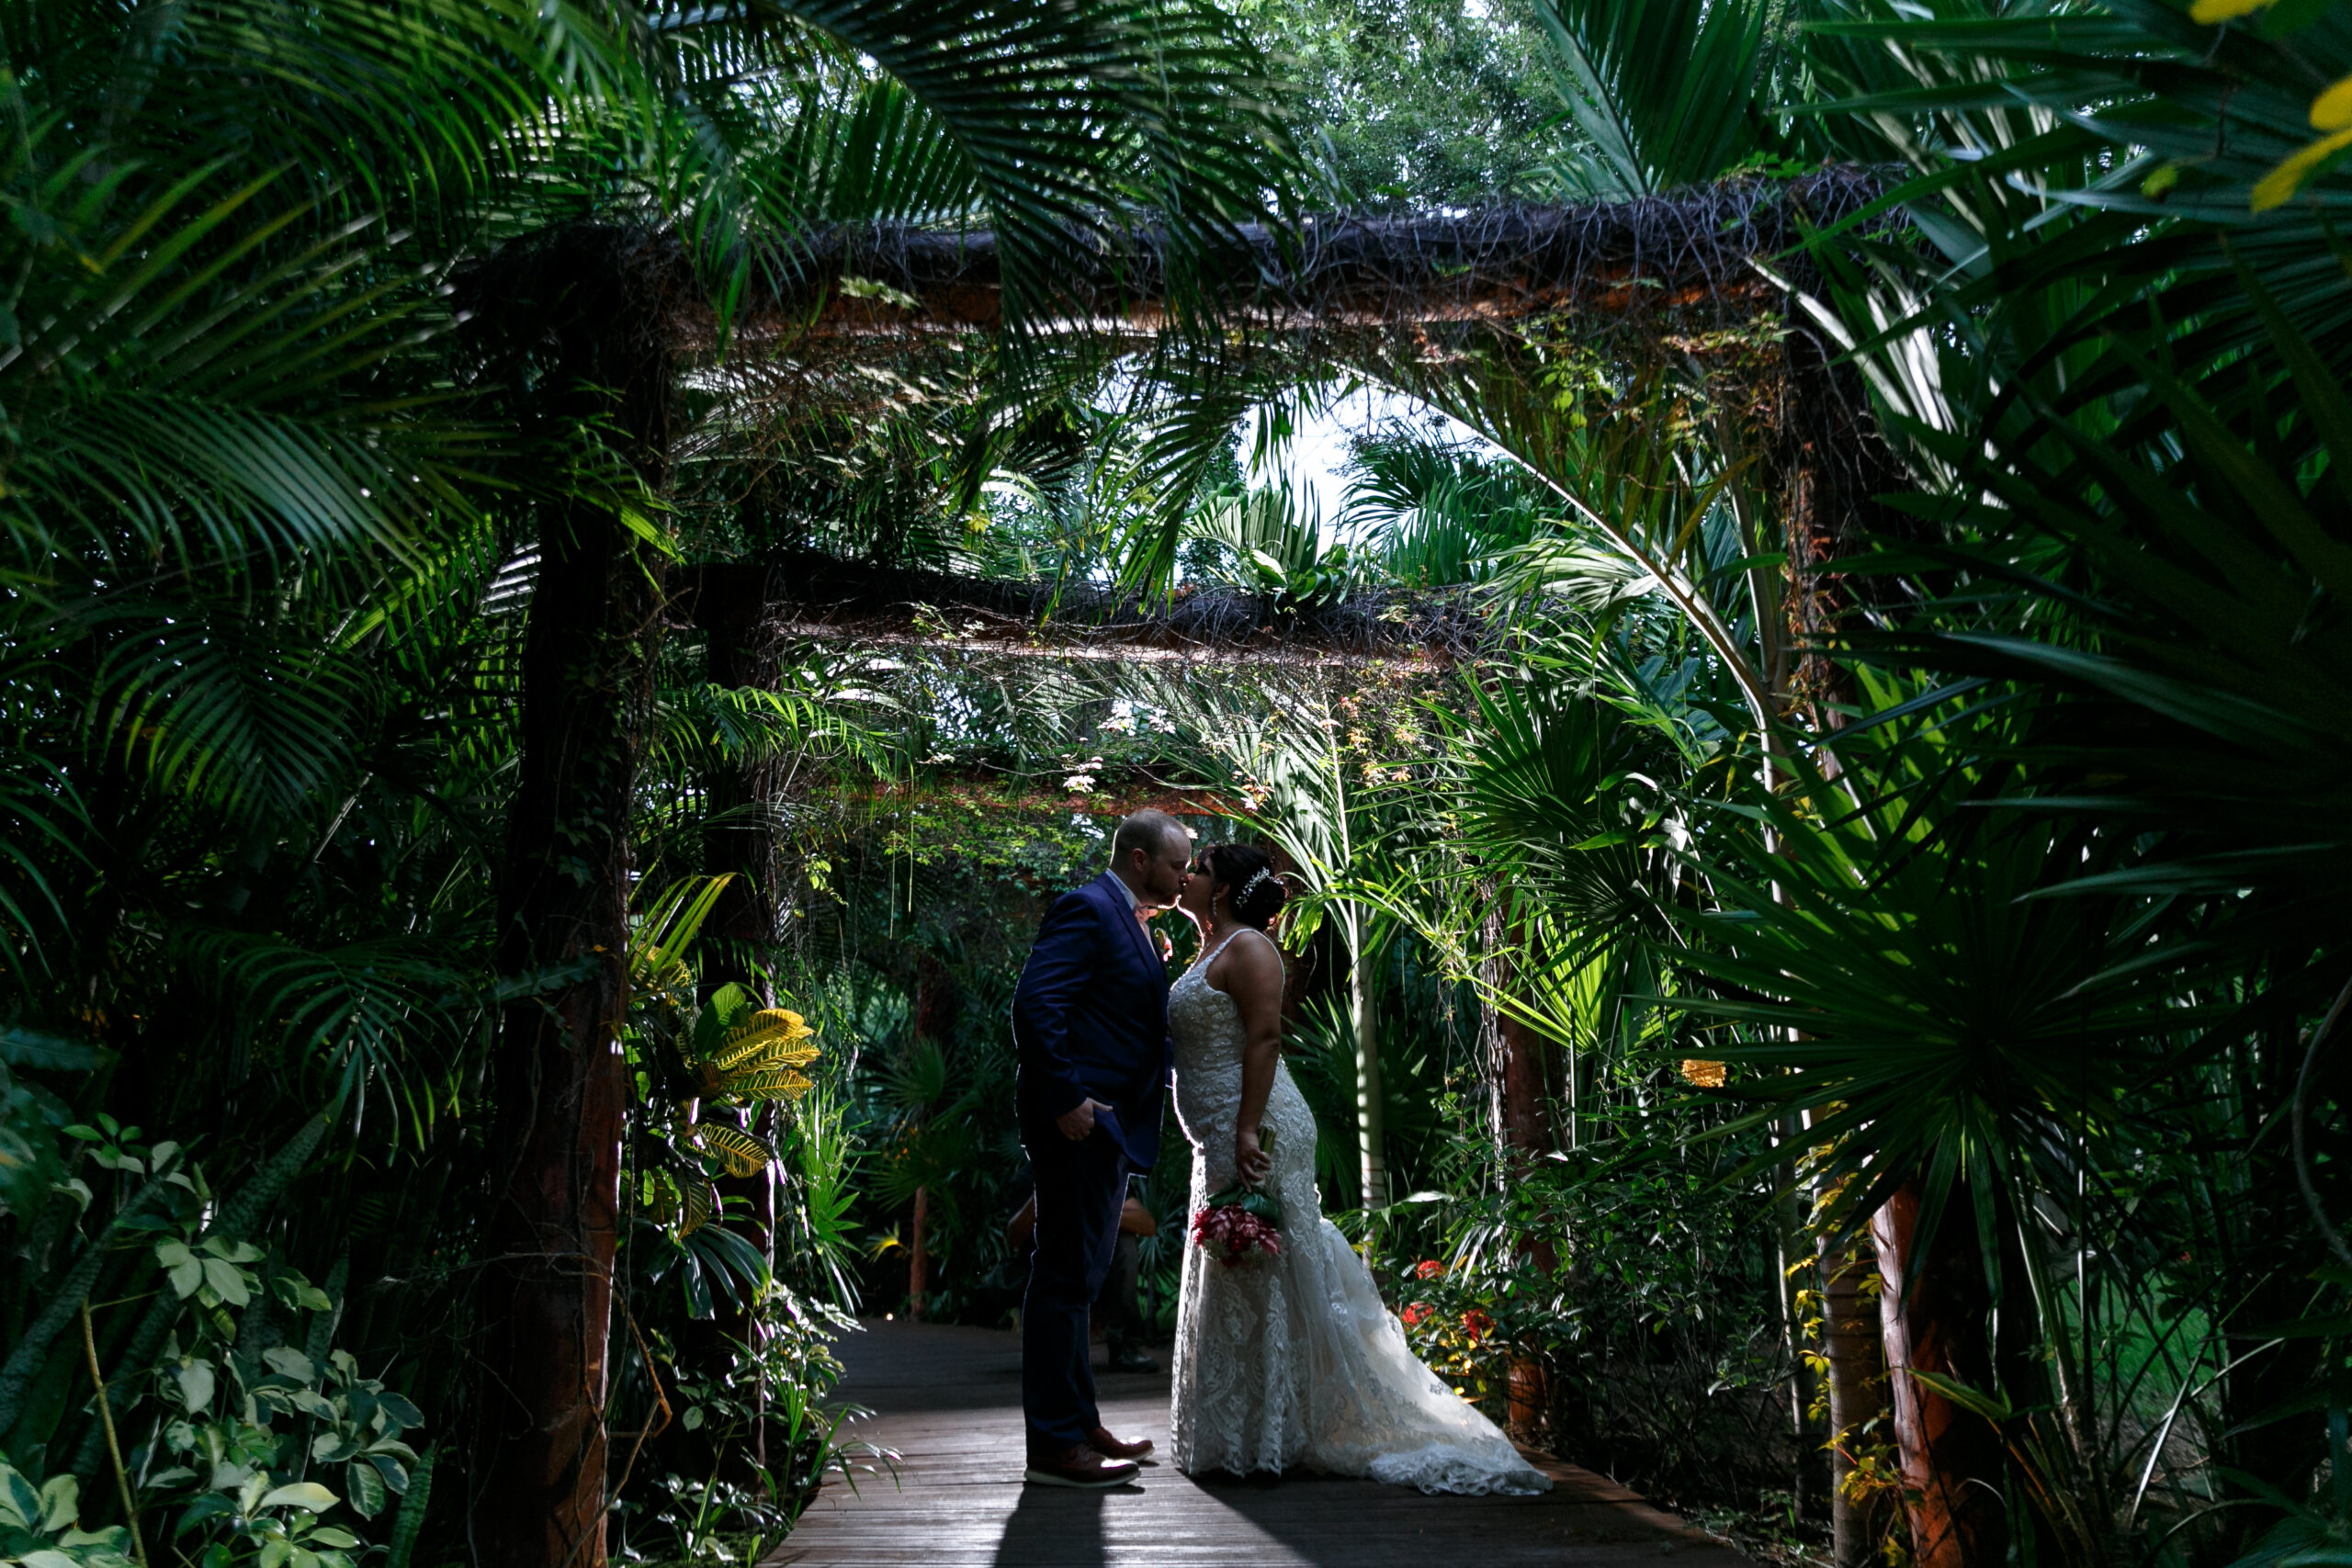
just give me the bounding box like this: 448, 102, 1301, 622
1822, 1226, 1887, 1567
1772, 1135, 1823, 1524
469, 224, 684, 1568
1871, 1185, 2006, 1568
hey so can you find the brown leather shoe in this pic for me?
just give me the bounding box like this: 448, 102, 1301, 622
1088, 1426, 1154, 1461
1024, 1443, 1140, 1489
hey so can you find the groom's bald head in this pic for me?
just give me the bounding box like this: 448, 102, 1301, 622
1113, 809, 1187, 863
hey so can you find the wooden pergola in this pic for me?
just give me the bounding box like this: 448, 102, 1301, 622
456, 171, 1904, 1566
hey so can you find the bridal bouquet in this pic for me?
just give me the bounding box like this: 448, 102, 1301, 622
1191, 1129, 1284, 1269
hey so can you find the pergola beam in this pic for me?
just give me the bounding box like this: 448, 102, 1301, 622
718, 170, 1882, 341
678, 557, 1487, 666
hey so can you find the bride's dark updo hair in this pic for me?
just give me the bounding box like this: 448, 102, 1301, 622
1201, 843, 1287, 931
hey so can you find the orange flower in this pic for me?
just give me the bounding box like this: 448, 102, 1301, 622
1401, 1302, 1433, 1327
1413, 1259, 1445, 1280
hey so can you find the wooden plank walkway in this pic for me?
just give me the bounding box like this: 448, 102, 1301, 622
768, 1321, 1749, 1568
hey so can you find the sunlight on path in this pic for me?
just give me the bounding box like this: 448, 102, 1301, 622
766, 1320, 1750, 1568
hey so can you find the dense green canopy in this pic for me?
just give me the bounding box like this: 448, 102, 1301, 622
5, 4, 2352, 1568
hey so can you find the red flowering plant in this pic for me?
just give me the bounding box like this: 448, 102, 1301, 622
1191, 1127, 1284, 1269
1385, 1253, 1530, 1410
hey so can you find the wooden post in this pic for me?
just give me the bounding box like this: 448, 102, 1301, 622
469, 225, 684, 1568
692, 565, 782, 1000
907, 953, 957, 1318
1497, 996, 1556, 1439
1483, 902, 1556, 1442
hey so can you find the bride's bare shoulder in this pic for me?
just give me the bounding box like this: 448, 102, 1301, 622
1233, 926, 1284, 959
1220, 927, 1286, 982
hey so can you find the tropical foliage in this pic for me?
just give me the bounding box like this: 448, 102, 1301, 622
5, 0, 2352, 1565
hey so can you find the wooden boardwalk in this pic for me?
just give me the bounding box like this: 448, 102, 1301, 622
768, 1320, 1749, 1568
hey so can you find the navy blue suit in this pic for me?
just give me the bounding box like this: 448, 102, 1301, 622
1011, 871, 1172, 1456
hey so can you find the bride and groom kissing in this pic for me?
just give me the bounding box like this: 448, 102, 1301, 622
1011, 808, 1550, 1495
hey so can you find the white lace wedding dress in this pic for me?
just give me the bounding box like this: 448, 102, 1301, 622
1167, 932, 1551, 1495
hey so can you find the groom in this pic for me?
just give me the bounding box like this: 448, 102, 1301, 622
1011, 808, 1190, 1488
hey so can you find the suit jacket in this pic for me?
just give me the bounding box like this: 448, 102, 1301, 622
1012, 871, 1173, 1169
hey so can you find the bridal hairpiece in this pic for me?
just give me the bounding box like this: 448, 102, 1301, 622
1238, 868, 1274, 903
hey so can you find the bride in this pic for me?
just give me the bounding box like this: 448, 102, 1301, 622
1165, 841, 1551, 1495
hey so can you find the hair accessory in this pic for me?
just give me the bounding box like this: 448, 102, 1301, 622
1238, 868, 1274, 903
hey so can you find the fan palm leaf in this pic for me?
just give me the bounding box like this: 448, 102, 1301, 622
1537, 0, 1779, 197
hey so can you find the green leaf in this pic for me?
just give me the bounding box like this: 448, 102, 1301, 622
174, 1359, 216, 1415
0, 1462, 38, 1528
688, 1122, 776, 1178
258, 1483, 337, 1514
343, 1461, 385, 1520
374, 1391, 423, 1429
200, 1257, 250, 1305
37, 1473, 77, 1532
1908, 1369, 2013, 1424
263, 1348, 316, 1382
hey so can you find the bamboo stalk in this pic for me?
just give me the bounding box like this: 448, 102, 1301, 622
79, 1300, 148, 1568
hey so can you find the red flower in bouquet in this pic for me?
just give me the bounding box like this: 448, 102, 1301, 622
1191, 1201, 1283, 1269
1413, 1259, 1445, 1280
1460, 1309, 1494, 1342
1400, 1301, 1434, 1327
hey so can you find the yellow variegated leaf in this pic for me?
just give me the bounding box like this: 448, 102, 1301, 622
639, 1170, 682, 1225
710, 1010, 815, 1071
679, 1176, 715, 1236
736, 1036, 822, 1074
644, 958, 691, 999
690, 1121, 775, 1178
2253, 125, 2352, 209
719, 1066, 814, 1103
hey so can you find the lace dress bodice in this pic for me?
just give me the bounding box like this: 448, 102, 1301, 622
1167, 934, 1549, 1495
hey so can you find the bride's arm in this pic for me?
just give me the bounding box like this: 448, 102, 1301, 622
1224, 931, 1287, 1185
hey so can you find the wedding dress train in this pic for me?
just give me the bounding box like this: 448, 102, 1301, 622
1166, 934, 1550, 1495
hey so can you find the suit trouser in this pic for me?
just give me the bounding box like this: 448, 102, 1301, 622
1021, 1125, 1130, 1456
1100, 1231, 1142, 1352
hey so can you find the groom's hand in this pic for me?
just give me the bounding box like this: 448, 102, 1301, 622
1057, 1098, 1112, 1142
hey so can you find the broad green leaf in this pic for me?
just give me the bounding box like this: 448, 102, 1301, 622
175, 1359, 216, 1415
263, 1348, 316, 1382
344, 1461, 385, 1519
200, 1256, 250, 1305
258, 1483, 337, 1514
0, 1462, 37, 1528
37, 1473, 77, 1532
